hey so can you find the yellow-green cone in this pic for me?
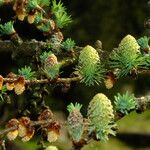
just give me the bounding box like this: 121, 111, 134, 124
87, 93, 116, 141
109, 35, 144, 77
119, 35, 140, 53
77, 45, 104, 86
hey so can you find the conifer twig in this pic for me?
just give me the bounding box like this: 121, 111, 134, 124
3, 76, 82, 85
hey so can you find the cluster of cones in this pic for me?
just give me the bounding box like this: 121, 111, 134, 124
4, 109, 61, 143
0, 73, 26, 95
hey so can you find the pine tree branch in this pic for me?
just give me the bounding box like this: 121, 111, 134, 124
0, 40, 82, 55
3, 76, 81, 85
115, 96, 150, 120
0, 95, 149, 148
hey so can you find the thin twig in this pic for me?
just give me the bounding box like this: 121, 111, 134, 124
3, 76, 81, 84
30, 119, 52, 127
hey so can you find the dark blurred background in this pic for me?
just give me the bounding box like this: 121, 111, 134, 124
0, 0, 150, 150
63, 0, 149, 49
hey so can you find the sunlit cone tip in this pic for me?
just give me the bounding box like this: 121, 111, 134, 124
77, 45, 104, 86
45, 146, 58, 150
79, 45, 100, 64
119, 34, 140, 53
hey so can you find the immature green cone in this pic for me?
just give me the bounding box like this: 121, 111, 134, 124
77, 45, 104, 86
119, 35, 140, 53
67, 103, 84, 142
110, 35, 144, 77
87, 93, 116, 141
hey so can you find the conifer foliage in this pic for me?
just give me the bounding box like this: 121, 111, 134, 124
0, 0, 149, 150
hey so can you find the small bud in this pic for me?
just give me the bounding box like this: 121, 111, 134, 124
0, 75, 3, 90
37, 19, 55, 35
43, 54, 60, 79
6, 82, 15, 91
52, 31, 64, 43
104, 78, 114, 89
6, 73, 17, 91
44, 54, 58, 69
18, 13, 26, 21
13, 0, 27, 21
104, 72, 116, 89
45, 146, 58, 150
47, 122, 60, 143
47, 131, 59, 143
14, 76, 25, 95
67, 103, 84, 142
27, 11, 37, 24
38, 109, 53, 121
21, 127, 35, 142
6, 119, 19, 141
18, 117, 30, 138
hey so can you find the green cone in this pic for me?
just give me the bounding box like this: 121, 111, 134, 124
87, 93, 116, 141
67, 103, 84, 142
